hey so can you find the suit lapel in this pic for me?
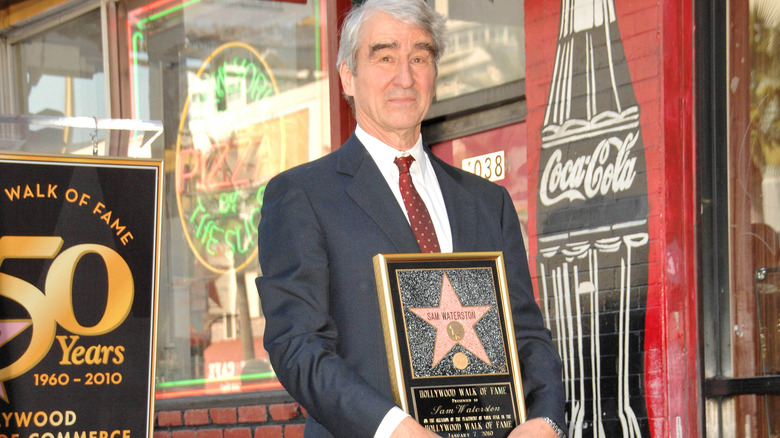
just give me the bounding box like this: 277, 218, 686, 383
430, 153, 481, 252
338, 136, 421, 253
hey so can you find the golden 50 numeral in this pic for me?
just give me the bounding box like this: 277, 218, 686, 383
0, 236, 134, 402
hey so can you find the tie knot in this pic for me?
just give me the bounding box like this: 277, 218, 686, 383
394, 155, 415, 174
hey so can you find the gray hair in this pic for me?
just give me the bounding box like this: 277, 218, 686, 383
336, 0, 447, 75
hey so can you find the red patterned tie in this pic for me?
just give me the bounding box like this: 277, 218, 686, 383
394, 155, 441, 253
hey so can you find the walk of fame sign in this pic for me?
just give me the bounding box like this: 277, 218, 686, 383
373, 252, 526, 437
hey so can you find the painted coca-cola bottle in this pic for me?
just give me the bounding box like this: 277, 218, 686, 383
536, 1, 650, 436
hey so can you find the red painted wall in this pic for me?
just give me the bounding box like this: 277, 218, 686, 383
525, 0, 698, 436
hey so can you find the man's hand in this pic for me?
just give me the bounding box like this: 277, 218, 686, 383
389, 417, 440, 438
507, 417, 559, 438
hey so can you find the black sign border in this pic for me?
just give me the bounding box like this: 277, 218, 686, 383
0, 152, 163, 438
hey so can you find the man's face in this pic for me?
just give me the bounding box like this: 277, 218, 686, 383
340, 12, 437, 149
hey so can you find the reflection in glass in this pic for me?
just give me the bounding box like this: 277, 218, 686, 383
433, 0, 524, 100
729, 0, 779, 436
755, 268, 780, 378
126, 0, 331, 399
11, 8, 106, 154
754, 268, 780, 436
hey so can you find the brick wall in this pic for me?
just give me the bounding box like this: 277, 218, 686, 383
154, 400, 306, 438
525, 0, 667, 437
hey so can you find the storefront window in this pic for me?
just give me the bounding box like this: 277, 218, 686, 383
9, 7, 107, 154
727, 0, 780, 435
432, 0, 524, 101
1, 0, 525, 405
123, 0, 331, 399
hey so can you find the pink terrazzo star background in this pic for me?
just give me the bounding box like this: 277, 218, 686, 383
409, 273, 493, 368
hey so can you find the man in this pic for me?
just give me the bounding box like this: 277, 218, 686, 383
256, 0, 566, 436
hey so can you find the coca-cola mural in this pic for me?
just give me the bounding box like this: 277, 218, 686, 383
534, 1, 650, 436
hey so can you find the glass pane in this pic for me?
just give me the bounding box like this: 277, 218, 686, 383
728, 0, 780, 378
731, 395, 780, 437
125, 0, 331, 399
11, 8, 107, 154
727, 0, 780, 435
756, 268, 780, 377
432, 0, 524, 100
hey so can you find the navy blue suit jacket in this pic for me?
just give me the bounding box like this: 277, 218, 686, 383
257, 134, 565, 437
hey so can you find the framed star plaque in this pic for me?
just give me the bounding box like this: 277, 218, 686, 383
373, 252, 526, 437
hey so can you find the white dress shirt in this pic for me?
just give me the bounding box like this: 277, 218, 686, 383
356, 126, 453, 253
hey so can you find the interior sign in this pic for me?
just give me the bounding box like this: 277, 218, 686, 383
0, 154, 162, 438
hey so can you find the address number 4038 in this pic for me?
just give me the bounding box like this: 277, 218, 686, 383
461, 151, 506, 182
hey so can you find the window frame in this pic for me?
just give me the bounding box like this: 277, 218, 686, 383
422, 78, 526, 144
696, 0, 780, 433
0, 1, 110, 118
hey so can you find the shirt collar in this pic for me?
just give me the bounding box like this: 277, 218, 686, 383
355, 125, 428, 171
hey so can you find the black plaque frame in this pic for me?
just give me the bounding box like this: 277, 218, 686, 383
373, 252, 526, 437
0, 152, 162, 438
